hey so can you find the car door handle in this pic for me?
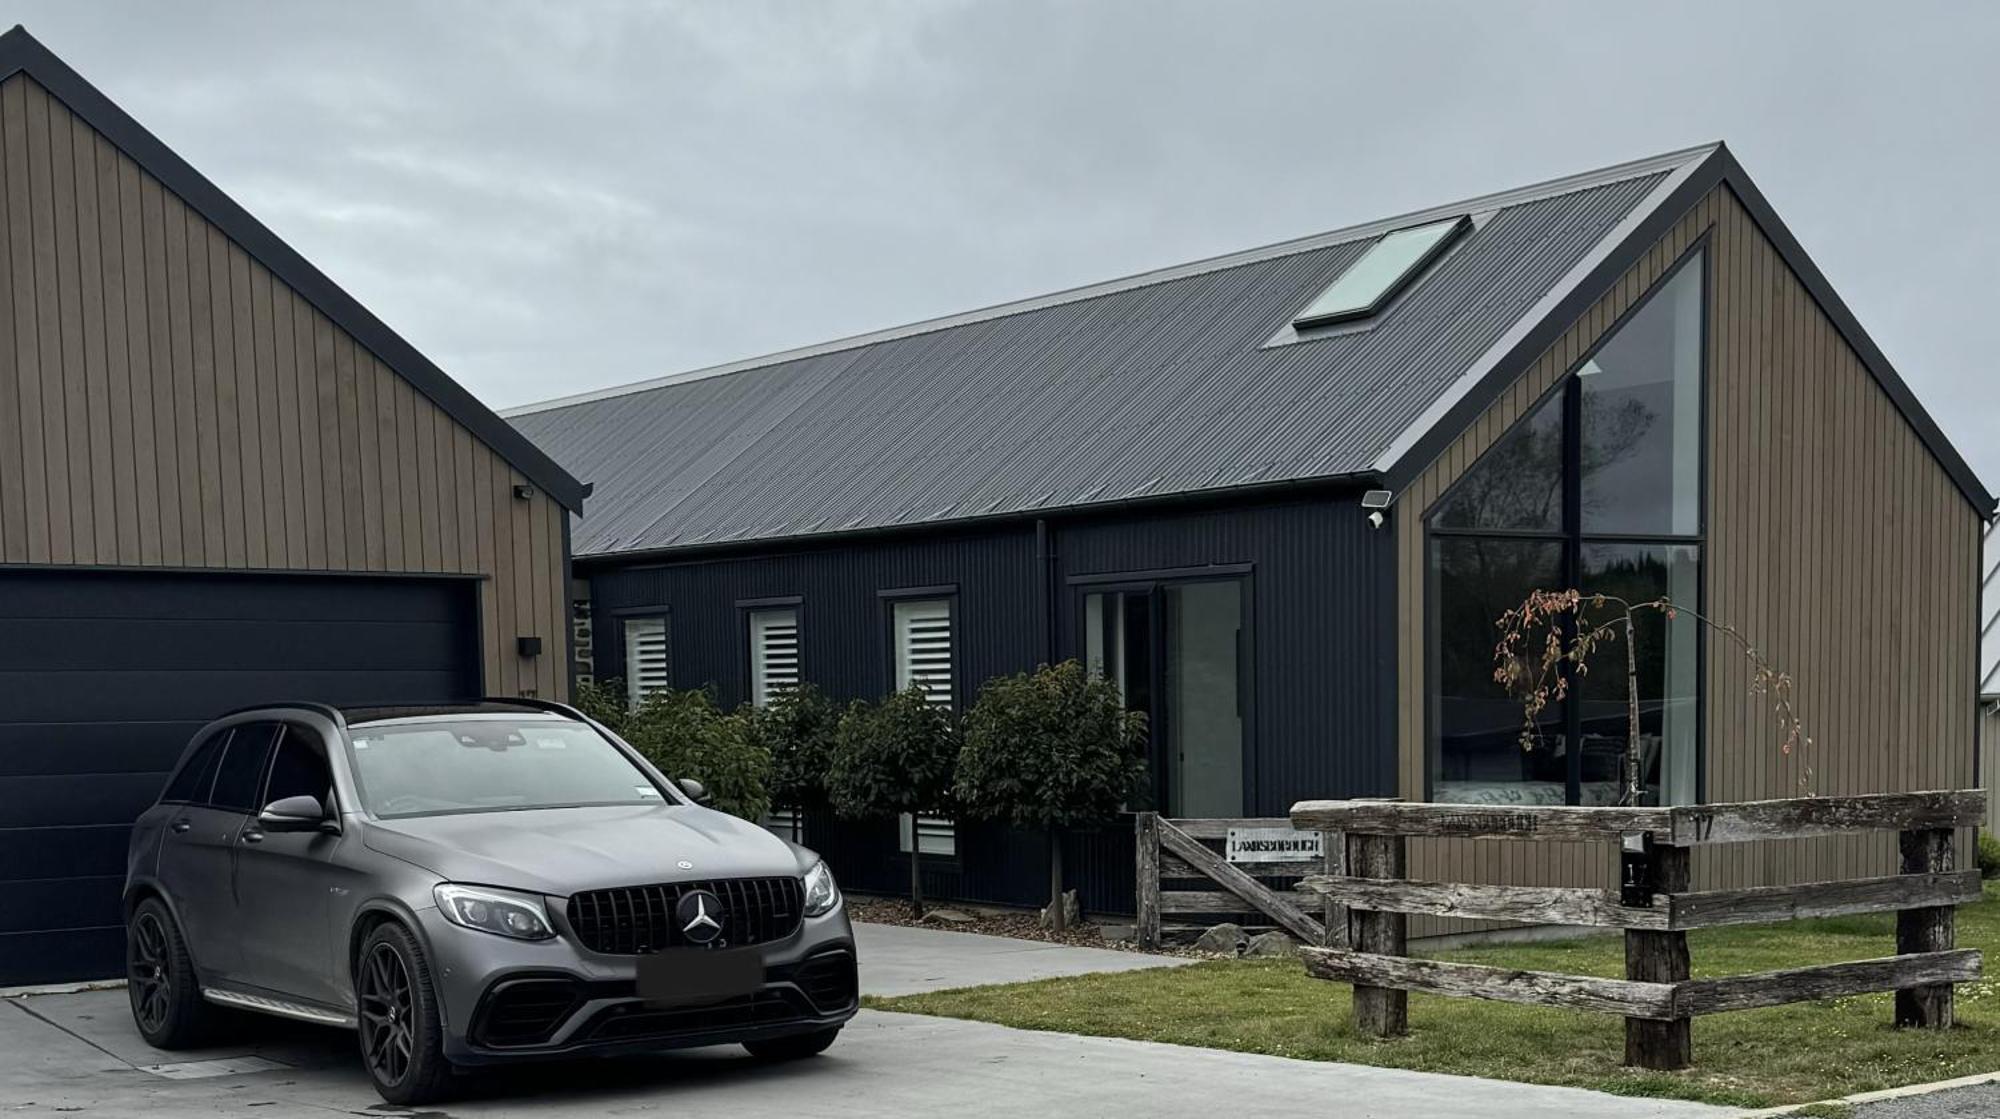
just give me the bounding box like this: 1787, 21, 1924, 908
240, 830, 265, 844
170, 819, 192, 834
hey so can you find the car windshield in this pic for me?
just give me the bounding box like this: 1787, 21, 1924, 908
346, 716, 670, 819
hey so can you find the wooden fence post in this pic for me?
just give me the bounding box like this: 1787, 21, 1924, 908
1624, 839, 1692, 1070
1348, 830, 1407, 1037
1321, 828, 1347, 949
1895, 826, 1956, 1028
1136, 812, 1161, 951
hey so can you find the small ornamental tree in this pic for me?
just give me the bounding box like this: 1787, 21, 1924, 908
956, 661, 1146, 931
575, 680, 773, 821
742, 682, 840, 827
1495, 590, 1810, 806
828, 686, 958, 918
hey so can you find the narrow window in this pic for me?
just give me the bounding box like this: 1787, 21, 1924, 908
892, 598, 954, 707
1293, 215, 1470, 329
891, 597, 956, 856
748, 606, 802, 706
622, 615, 671, 706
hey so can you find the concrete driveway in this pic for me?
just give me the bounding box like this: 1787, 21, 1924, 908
1, 922, 1726, 1119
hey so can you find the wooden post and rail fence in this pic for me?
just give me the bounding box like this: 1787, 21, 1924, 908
1137, 789, 1985, 1070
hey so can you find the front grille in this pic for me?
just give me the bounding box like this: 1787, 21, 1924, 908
792, 949, 858, 1013
473, 978, 580, 1047
580, 989, 810, 1043
567, 876, 804, 955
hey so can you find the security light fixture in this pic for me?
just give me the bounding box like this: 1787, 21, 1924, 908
513, 483, 536, 501
1361, 489, 1394, 509
517, 636, 543, 658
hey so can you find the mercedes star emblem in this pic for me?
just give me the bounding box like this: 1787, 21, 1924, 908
676, 889, 724, 945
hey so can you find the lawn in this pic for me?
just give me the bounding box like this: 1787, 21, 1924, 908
867, 884, 2000, 1109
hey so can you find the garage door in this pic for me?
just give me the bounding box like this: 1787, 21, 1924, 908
0, 569, 481, 986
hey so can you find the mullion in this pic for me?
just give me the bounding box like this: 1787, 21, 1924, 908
1561, 377, 1583, 807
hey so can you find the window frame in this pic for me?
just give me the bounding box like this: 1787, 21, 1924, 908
1424, 237, 1711, 807
611, 607, 672, 706
738, 595, 804, 707
878, 585, 960, 709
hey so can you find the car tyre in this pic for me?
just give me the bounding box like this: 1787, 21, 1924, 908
743, 1025, 841, 1060
127, 897, 213, 1048
356, 923, 454, 1105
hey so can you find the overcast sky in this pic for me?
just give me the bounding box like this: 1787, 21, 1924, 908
12, 1, 1997, 487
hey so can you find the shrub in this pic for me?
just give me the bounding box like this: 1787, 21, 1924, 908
1979, 831, 2000, 880
957, 660, 1147, 929
828, 687, 958, 916
575, 680, 771, 821
742, 682, 840, 817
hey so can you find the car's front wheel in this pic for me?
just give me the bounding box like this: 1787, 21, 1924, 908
355, 923, 454, 1105
126, 897, 213, 1048
744, 1025, 841, 1060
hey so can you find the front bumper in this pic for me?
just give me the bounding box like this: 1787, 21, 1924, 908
416, 904, 857, 1064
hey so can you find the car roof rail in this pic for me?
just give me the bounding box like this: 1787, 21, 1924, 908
476, 695, 590, 720
213, 700, 348, 724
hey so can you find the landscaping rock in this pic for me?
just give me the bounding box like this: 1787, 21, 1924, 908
1038, 889, 1080, 929
922, 908, 978, 924
1244, 931, 1300, 958
1194, 922, 1249, 956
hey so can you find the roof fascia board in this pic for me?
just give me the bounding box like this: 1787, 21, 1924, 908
1378, 142, 1995, 518
505, 144, 1717, 419
0, 26, 590, 512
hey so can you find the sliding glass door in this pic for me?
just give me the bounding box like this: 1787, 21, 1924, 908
1083, 577, 1245, 818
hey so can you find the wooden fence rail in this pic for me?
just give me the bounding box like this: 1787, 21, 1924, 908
1279, 789, 1986, 1071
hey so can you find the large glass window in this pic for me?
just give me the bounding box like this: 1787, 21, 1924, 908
1429, 250, 1705, 807
347, 715, 668, 819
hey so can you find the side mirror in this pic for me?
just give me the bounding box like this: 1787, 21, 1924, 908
260, 795, 334, 834
677, 778, 711, 804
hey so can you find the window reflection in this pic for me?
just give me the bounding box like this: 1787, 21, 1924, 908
1433, 538, 1569, 805
1579, 263, 1703, 535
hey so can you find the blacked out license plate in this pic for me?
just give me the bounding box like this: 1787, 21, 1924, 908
636, 947, 763, 1006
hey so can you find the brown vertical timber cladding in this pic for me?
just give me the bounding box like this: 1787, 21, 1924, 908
1395, 182, 1979, 935
1895, 827, 1956, 1028
1135, 812, 1161, 950
0, 74, 569, 698
1349, 832, 1408, 1037
1624, 844, 1692, 1069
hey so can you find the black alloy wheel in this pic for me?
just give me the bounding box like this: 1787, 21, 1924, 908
357, 942, 416, 1085
354, 923, 452, 1104
128, 909, 173, 1034
125, 897, 211, 1048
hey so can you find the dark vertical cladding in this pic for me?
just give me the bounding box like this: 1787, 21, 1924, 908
582, 489, 1396, 914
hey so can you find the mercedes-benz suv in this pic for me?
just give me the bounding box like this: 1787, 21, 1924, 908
122, 699, 855, 1104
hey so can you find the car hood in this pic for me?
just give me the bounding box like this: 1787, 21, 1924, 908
362, 803, 808, 897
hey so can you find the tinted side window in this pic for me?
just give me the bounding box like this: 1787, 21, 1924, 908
263, 725, 333, 813
209, 724, 279, 812
160, 730, 231, 804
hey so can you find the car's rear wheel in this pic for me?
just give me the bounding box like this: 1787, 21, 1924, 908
126, 897, 212, 1048
744, 1025, 841, 1060
356, 923, 453, 1105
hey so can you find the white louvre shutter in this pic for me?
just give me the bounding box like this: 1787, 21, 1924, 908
899, 813, 957, 857
892, 599, 954, 707
623, 616, 670, 705
748, 607, 801, 706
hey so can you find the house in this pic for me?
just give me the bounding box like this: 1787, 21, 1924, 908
1984, 521, 1998, 834
0, 27, 586, 985
512, 141, 1992, 922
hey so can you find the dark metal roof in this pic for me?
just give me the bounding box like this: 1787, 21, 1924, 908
511, 143, 1991, 558
0, 26, 590, 513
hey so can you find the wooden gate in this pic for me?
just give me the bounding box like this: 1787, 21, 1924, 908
1134, 813, 1342, 949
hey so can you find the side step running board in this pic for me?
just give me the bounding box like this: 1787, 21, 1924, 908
202, 987, 356, 1029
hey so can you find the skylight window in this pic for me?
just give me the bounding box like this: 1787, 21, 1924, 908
1293, 215, 1470, 329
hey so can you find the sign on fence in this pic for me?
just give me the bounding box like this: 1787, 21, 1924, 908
1226, 826, 1323, 864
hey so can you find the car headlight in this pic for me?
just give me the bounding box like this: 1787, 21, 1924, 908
802, 860, 840, 917
433, 883, 555, 940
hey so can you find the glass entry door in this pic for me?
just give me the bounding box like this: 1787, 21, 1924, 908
1083, 579, 1245, 818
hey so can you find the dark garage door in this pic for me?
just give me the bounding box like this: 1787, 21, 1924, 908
0, 569, 481, 986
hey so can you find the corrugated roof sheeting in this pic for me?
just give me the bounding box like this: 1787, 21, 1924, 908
514, 170, 1668, 557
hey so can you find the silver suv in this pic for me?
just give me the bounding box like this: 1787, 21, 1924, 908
122, 699, 855, 1104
